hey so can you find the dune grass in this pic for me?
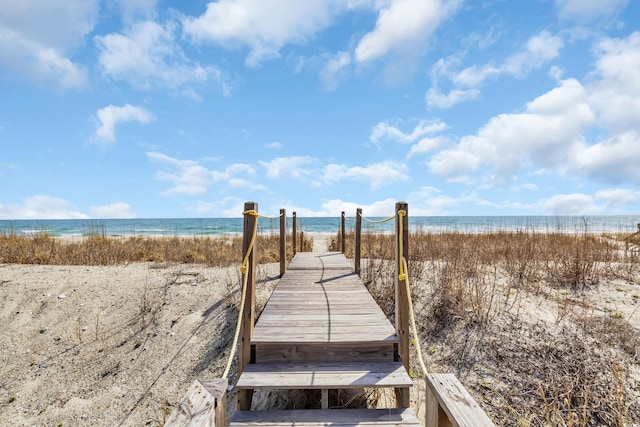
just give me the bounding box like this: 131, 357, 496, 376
333, 229, 640, 426
0, 232, 305, 267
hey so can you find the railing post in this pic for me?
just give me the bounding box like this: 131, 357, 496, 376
355, 208, 362, 276
292, 211, 297, 256
279, 209, 286, 276
300, 231, 305, 252
395, 201, 410, 408
238, 201, 257, 410
341, 211, 346, 253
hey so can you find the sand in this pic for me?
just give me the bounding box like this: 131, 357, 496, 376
0, 261, 280, 426
1, 249, 639, 426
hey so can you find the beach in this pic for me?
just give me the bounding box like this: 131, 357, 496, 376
1, 232, 639, 426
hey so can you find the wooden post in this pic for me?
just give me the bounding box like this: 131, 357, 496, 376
165, 378, 227, 426
341, 211, 346, 253
300, 231, 305, 252
425, 379, 451, 427
355, 208, 362, 276
238, 201, 257, 410
292, 212, 297, 256
279, 209, 286, 276
395, 201, 410, 408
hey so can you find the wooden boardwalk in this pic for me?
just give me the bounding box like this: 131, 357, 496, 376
230, 252, 420, 425
168, 203, 496, 427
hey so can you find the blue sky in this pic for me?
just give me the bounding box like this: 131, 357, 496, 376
1, 0, 639, 219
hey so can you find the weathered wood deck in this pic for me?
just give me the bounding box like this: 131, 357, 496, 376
230, 251, 420, 426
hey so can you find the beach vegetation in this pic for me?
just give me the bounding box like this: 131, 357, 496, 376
332, 229, 640, 426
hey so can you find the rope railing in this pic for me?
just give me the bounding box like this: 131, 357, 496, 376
359, 212, 396, 224
222, 208, 285, 381
396, 209, 428, 378
227, 204, 428, 403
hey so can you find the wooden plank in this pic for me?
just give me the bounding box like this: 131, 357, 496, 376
230, 408, 421, 426
287, 252, 353, 271
425, 373, 495, 427
236, 362, 413, 390
255, 342, 395, 363
252, 332, 397, 343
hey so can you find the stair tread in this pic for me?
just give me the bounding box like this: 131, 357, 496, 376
230, 408, 421, 426
236, 362, 413, 390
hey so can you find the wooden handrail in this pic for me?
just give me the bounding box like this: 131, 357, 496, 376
426, 374, 495, 427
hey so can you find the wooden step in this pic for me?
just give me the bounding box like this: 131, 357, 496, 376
230, 408, 421, 426
236, 362, 413, 390
254, 341, 396, 363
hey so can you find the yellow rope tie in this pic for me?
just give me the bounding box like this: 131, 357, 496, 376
397, 210, 428, 378
222, 209, 259, 379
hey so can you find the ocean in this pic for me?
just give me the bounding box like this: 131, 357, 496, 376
1, 215, 639, 239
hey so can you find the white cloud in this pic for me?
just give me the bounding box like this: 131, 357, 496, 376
370, 119, 447, 146
407, 186, 482, 215
285, 198, 398, 217
320, 51, 351, 90
96, 20, 229, 95
407, 136, 450, 158
425, 87, 480, 109
89, 202, 136, 218
0, 0, 97, 89
595, 188, 640, 210
147, 152, 262, 196
194, 196, 245, 217
110, 0, 158, 22
541, 193, 601, 215
321, 161, 409, 189
556, 0, 628, 23
576, 131, 640, 184
265, 142, 283, 149
428, 31, 564, 108
355, 0, 460, 63
95, 104, 154, 143
428, 78, 595, 182
259, 156, 316, 180
588, 32, 640, 133
183, 0, 344, 67
502, 31, 564, 77
0, 195, 89, 219
428, 149, 479, 183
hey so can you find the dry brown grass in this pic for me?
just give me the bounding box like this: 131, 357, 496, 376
0, 232, 296, 267
334, 229, 640, 426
